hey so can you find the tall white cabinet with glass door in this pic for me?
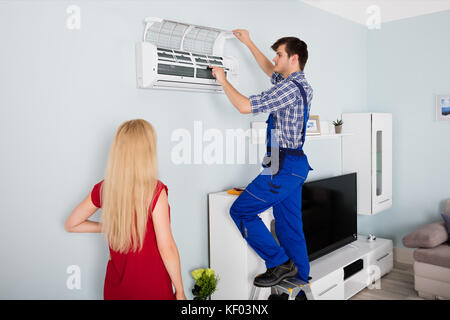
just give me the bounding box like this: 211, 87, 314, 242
341, 113, 392, 215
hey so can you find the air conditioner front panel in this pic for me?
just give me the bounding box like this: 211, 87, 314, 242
145, 20, 190, 50
143, 17, 232, 56
154, 80, 223, 93
154, 74, 221, 86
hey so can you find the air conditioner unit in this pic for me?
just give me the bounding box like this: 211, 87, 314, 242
136, 17, 238, 93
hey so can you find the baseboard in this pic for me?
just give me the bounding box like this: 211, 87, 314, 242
393, 247, 414, 265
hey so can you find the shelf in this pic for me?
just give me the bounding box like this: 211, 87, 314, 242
307, 133, 353, 140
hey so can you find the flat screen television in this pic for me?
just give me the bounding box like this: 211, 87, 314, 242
301, 172, 357, 262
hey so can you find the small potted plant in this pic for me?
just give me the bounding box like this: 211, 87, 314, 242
191, 268, 219, 300
333, 118, 344, 134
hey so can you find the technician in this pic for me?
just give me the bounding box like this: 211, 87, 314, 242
210, 29, 314, 288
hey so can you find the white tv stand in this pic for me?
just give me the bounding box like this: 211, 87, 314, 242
208, 191, 393, 300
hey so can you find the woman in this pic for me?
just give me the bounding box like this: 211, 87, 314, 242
65, 119, 186, 300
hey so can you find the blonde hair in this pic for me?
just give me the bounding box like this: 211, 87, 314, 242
100, 119, 158, 253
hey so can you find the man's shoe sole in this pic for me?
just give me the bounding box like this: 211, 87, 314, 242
253, 267, 298, 288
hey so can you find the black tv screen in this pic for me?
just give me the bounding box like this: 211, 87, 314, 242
301, 173, 357, 262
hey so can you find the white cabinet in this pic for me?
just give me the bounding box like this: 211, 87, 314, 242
209, 191, 394, 300
208, 192, 273, 300
342, 113, 392, 215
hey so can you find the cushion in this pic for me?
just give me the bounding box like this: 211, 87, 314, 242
441, 213, 450, 238
414, 243, 450, 269
414, 261, 450, 283
402, 222, 448, 248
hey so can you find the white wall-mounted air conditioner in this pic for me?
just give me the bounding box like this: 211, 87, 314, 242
136, 17, 238, 93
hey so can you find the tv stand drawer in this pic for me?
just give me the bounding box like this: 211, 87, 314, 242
368, 244, 393, 279
369, 252, 393, 280
311, 269, 344, 300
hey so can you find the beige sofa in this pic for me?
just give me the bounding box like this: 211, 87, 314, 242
402, 199, 450, 300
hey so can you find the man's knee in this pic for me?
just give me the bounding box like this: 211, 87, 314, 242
229, 200, 241, 221
229, 200, 248, 238
229, 197, 251, 232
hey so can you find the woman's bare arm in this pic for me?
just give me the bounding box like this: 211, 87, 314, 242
152, 189, 186, 300
65, 192, 101, 233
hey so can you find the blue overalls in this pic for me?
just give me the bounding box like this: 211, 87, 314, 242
230, 80, 313, 282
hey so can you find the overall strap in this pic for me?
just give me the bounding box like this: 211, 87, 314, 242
265, 79, 309, 154
265, 113, 276, 150
291, 79, 309, 150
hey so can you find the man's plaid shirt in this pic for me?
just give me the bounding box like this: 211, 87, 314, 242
249, 71, 313, 149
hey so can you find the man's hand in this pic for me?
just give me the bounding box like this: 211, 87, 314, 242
232, 29, 251, 46
210, 66, 226, 85
232, 29, 274, 77
210, 65, 251, 114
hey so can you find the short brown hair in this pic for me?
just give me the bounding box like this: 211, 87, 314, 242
271, 37, 308, 70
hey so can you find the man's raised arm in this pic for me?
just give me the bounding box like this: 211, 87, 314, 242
233, 29, 274, 77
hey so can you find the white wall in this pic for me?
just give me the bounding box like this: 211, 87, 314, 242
358, 10, 450, 246
0, 0, 368, 299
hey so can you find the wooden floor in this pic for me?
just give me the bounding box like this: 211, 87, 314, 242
349, 262, 425, 300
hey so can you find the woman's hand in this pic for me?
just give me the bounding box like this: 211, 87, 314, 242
175, 291, 187, 300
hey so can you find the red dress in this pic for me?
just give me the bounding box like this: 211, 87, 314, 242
91, 180, 175, 300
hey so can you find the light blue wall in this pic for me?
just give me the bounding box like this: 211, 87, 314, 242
0, 0, 384, 299
358, 10, 450, 247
